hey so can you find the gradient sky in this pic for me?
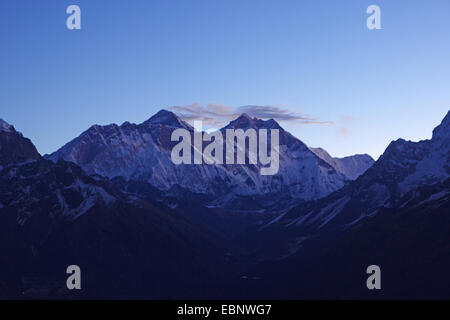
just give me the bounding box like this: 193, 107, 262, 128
1, 0, 449, 159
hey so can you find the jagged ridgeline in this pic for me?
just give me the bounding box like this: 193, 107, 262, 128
0, 110, 448, 299
46, 110, 373, 210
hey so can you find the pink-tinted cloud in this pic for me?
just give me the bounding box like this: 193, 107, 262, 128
169, 103, 333, 128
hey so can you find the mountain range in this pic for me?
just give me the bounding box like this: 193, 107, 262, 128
0, 109, 448, 299
46, 110, 373, 210
266, 110, 449, 234
0, 122, 233, 298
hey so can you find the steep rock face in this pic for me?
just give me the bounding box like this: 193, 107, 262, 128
218, 113, 349, 202
267, 110, 450, 233
47, 110, 232, 197
433, 110, 450, 140
0, 160, 233, 299
48, 110, 350, 207
0, 128, 234, 299
0, 121, 122, 226
237, 179, 450, 299
0, 159, 119, 225
309, 147, 374, 180
0, 119, 40, 168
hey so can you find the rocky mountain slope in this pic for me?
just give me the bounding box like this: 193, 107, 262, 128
262, 110, 450, 253
47, 110, 373, 209
309, 147, 374, 180
0, 121, 235, 299
2, 110, 448, 299
0, 119, 40, 169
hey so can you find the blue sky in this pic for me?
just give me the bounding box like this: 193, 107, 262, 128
1, 0, 449, 159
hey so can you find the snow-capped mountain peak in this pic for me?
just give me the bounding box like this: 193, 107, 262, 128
143, 109, 191, 129
47, 109, 354, 209
0, 119, 14, 133
309, 147, 374, 180
0, 120, 40, 167
224, 114, 281, 130
269, 109, 450, 233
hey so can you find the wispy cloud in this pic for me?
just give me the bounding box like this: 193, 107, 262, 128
169, 103, 333, 128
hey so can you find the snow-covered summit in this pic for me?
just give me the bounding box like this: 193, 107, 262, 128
0, 119, 40, 167
309, 147, 374, 180
143, 109, 192, 129
224, 114, 281, 131
47, 109, 351, 209
270, 110, 450, 232
0, 119, 13, 133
